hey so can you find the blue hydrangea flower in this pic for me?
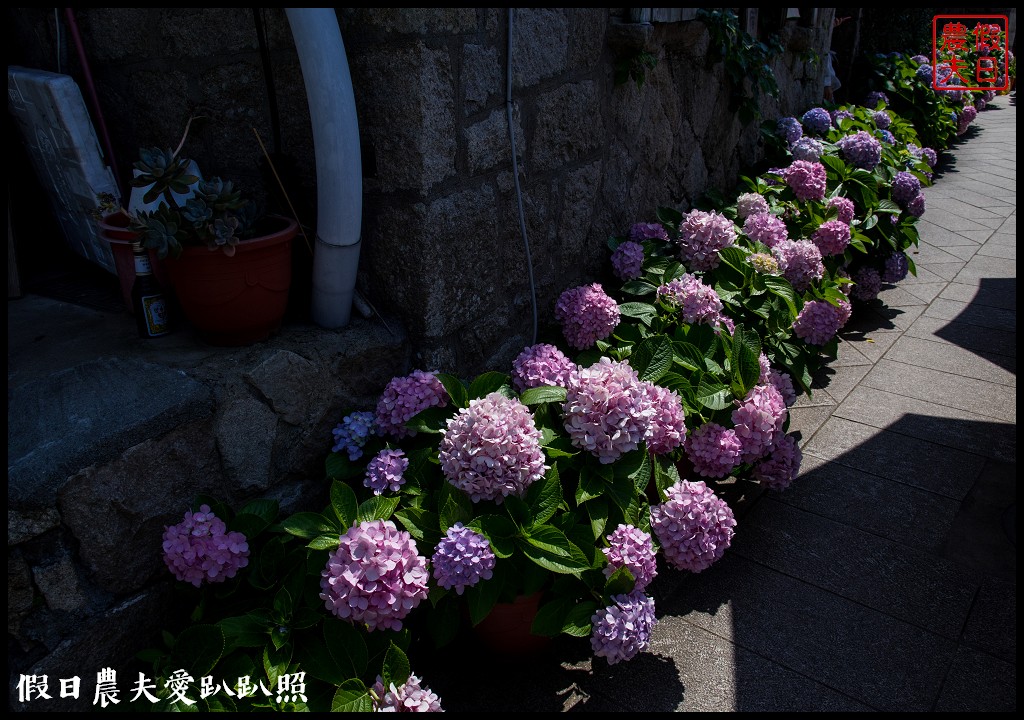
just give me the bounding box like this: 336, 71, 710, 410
332, 411, 377, 461
431, 523, 496, 595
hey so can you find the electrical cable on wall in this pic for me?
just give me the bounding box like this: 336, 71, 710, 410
507, 8, 538, 346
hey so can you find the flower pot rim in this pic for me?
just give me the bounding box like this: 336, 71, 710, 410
170, 215, 299, 258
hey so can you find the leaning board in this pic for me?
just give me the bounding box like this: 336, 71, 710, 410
8, 66, 120, 274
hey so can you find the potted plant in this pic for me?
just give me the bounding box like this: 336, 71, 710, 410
128, 145, 298, 346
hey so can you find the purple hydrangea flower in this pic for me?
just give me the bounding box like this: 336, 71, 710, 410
431, 522, 496, 595
773, 240, 824, 292
364, 449, 408, 496
732, 384, 788, 462
163, 505, 250, 587
511, 343, 576, 393
650, 480, 736, 572
716, 315, 736, 336
838, 131, 882, 170
332, 411, 376, 461
736, 192, 770, 220
851, 267, 883, 302
958, 105, 978, 134
320, 519, 429, 632
826, 196, 856, 224
873, 110, 891, 129
629, 222, 670, 243
371, 674, 443, 712
791, 137, 824, 163
611, 241, 645, 281
685, 422, 743, 479
907, 193, 926, 218
975, 97, 987, 112
784, 160, 827, 201
767, 369, 797, 407
882, 251, 910, 283
656, 274, 723, 326
590, 590, 657, 665
801, 107, 832, 135
749, 252, 780, 274
743, 212, 789, 248
640, 381, 686, 456
758, 352, 772, 384
555, 283, 620, 350
376, 370, 449, 440
603, 524, 658, 592
676, 209, 737, 271
916, 64, 934, 82
892, 171, 922, 207
865, 91, 889, 108
440, 392, 546, 503
563, 357, 652, 464
811, 219, 852, 257
752, 433, 802, 491
832, 109, 854, 128
911, 54, 929, 65
792, 299, 849, 345
777, 116, 803, 144
878, 129, 896, 145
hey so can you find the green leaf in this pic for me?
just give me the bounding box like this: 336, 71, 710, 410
436, 373, 469, 408
603, 565, 636, 596
404, 406, 451, 435
331, 680, 373, 713
718, 246, 749, 273
263, 643, 292, 690
330, 481, 359, 528
307, 535, 340, 550
605, 474, 640, 525
217, 615, 269, 650
326, 452, 364, 482
876, 198, 902, 214
281, 512, 338, 540
503, 495, 533, 528
467, 515, 517, 558
620, 280, 658, 296
356, 495, 400, 523
531, 596, 575, 637
575, 466, 604, 504
561, 602, 599, 637
762, 275, 799, 317
440, 493, 473, 531
672, 341, 705, 372
614, 449, 651, 493
618, 301, 657, 326
587, 498, 609, 540
696, 378, 732, 410
381, 642, 411, 690
656, 206, 683, 228
630, 335, 674, 383
324, 620, 368, 679
465, 577, 503, 626
238, 499, 278, 525
730, 324, 762, 398
469, 372, 513, 399
519, 528, 590, 574
519, 386, 568, 406
525, 464, 563, 526
393, 507, 440, 543
653, 456, 681, 497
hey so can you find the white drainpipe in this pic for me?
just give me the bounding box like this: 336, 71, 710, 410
285, 8, 362, 328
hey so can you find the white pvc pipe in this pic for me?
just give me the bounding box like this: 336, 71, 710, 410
286, 8, 362, 328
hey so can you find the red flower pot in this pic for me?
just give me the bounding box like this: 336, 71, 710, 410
163, 215, 297, 346
473, 592, 551, 656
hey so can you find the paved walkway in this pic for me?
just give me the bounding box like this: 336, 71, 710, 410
436, 94, 1016, 712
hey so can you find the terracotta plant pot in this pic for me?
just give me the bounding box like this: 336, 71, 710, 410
473, 592, 550, 656
97, 211, 173, 313
163, 215, 298, 346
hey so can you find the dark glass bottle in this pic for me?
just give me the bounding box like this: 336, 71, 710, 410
131, 242, 171, 338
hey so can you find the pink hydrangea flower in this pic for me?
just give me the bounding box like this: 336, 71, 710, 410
731, 384, 787, 462
320, 520, 429, 632
650, 480, 736, 572
511, 343, 576, 393
640, 381, 687, 455
439, 392, 547, 503
851, 267, 883, 302
685, 422, 743, 479
563, 357, 652, 464
371, 674, 443, 712
375, 370, 449, 439
602, 524, 658, 592
767, 369, 797, 407
555, 283, 620, 350
792, 299, 849, 345
752, 433, 802, 491
736, 193, 769, 220
162, 505, 250, 587
656, 274, 723, 326
743, 212, 789, 248
811, 219, 852, 256
784, 160, 827, 201
826, 196, 856, 224
629, 222, 670, 243
773, 240, 824, 292
590, 590, 657, 665
676, 209, 737, 271
611, 241, 645, 280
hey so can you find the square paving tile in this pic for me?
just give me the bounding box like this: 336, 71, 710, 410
922, 297, 1016, 332
933, 647, 1016, 713
904, 314, 1017, 359
882, 335, 1015, 387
